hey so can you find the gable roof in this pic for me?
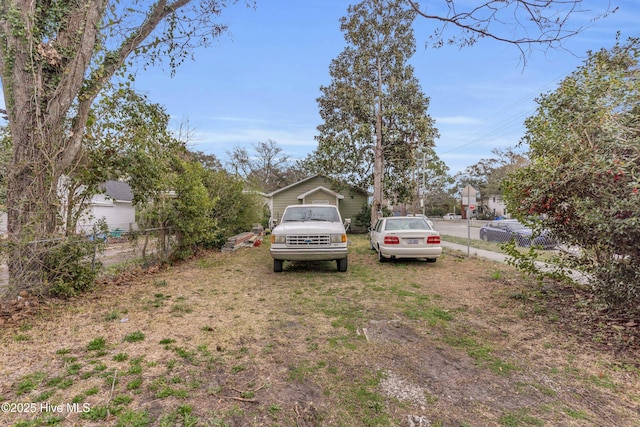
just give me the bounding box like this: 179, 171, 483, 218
102, 181, 134, 202
267, 174, 367, 197
266, 175, 319, 197
297, 186, 344, 200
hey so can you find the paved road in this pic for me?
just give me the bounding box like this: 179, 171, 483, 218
430, 220, 507, 261
431, 220, 484, 240
434, 220, 590, 284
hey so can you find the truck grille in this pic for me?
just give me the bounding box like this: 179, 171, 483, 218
286, 235, 331, 246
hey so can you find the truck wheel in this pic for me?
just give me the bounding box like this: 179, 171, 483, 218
337, 257, 348, 272
274, 259, 283, 273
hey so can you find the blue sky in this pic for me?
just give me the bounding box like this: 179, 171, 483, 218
3, 1, 639, 175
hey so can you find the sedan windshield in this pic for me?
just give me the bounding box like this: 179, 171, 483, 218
384, 218, 430, 231
282, 206, 340, 222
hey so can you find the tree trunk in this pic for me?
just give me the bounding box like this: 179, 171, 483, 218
0, 0, 231, 297
6, 125, 65, 295
372, 108, 384, 228
371, 57, 384, 228
1, 0, 106, 296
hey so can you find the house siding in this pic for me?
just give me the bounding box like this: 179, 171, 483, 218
482, 194, 510, 218
270, 176, 367, 228
78, 201, 136, 234
338, 191, 368, 224
75, 181, 138, 234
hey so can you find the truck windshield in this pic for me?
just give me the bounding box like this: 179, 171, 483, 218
282, 206, 340, 222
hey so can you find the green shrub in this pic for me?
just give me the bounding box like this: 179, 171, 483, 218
503, 39, 640, 314
43, 236, 104, 298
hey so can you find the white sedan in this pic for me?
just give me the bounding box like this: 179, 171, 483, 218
370, 216, 442, 263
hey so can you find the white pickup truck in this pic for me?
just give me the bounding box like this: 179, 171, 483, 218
269, 204, 348, 272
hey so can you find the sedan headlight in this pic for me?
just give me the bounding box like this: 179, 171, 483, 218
331, 233, 347, 243
270, 234, 286, 244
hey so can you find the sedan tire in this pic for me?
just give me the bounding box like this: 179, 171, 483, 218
377, 247, 389, 263
337, 257, 348, 272
274, 259, 283, 273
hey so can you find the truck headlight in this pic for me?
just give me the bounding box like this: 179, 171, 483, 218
331, 233, 347, 243
270, 234, 286, 244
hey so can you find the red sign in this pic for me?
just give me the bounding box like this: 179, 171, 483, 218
469, 204, 475, 210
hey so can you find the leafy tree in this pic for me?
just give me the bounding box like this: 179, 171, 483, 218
0, 0, 252, 294
191, 150, 223, 171
204, 169, 262, 241
502, 38, 640, 313
62, 89, 182, 234
417, 148, 455, 215
455, 147, 528, 197
310, 0, 437, 226
166, 158, 218, 259
134, 151, 261, 260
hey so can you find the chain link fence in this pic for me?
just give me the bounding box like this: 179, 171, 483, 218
0, 227, 176, 292
96, 227, 176, 267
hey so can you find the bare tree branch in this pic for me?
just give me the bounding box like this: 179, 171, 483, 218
407, 0, 618, 61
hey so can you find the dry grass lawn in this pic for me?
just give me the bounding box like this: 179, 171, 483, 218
1, 234, 639, 426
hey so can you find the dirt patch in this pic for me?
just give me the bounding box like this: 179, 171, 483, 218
1, 236, 639, 426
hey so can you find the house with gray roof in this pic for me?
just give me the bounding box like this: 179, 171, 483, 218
76, 180, 137, 234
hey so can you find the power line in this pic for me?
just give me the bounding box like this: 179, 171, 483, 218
437, 73, 566, 155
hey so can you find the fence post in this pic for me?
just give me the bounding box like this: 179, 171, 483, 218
91, 225, 97, 270
166, 227, 171, 257
142, 229, 149, 258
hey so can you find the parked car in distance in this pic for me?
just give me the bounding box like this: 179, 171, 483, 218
409, 213, 434, 228
269, 204, 348, 272
86, 232, 108, 242
479, 219, 557, 249
370, 216, 442, 263
442, 213, 462, 220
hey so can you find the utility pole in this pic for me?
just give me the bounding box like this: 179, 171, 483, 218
422, 151, 426, 215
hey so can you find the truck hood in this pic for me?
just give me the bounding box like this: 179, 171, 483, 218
274, 221, 345, 234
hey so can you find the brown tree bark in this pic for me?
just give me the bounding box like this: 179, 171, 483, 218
371, 57, 384, 228
0, 0, 205, 295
